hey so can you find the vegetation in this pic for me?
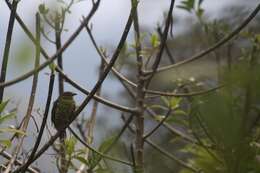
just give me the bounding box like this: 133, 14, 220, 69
0, 0, 260, 173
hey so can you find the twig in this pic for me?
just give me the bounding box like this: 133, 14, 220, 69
69, 127, 133, 167
124, 117, 200, 172
3, 12, 41, 173
145, 0, 175, 82
157, 26, 175, 64
145, 139, 200, 172
0, 150, 39, 173
88, 114, 134, 171
20, 72, 55, 173
13, 4, 133, 172
0, 0, 18, 101
4, 0, 135, 114
143, 107, 172, 139
76, 59, 104, 173
145, 85, 223, 97
145, 3, 260, 74
1, 0, 101, 88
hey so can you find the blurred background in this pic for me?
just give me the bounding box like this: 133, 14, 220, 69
0, 0, 259, 172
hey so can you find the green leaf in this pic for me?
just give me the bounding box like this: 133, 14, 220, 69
75, 156, 89, 166
149, 105, 168, 111
0, 100, 9, 114
161, 96, 169, 107
0, 128, 26, 135
196, 8, 204, 18
169, 97, 182, 109
38, 4, 49, 14
154, 115, 165, 121
0, 139, 12, 148
98, 135, 116, 153
177, 0, 195, 12
150, 33, 160, 48
89, 135, 116, 167
173, 110, 187, 116
48, 63, 57, 72
65, 137, 77, 156
0, 112, 16, 124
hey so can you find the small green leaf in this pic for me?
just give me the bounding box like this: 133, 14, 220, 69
173, 110, 187, 116
0, 128, 26, 135
177, 0, 195, 12
149, 105, 168, 111
169, 97, 182, 109
154, 115, 166, 121
0, 139, 12, 148
196, 8, 204, 18
150, 33, 160, 48
75, 156, 89, 165
161, 96, 169, 107
65, 137, 77, 156
0, 100, 9, 114
38, 4, 49, 14
48, 63, 57, 72
98, 135, 116, 153
0, 112, 16, 124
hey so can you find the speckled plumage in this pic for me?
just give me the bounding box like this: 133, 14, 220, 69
51, 92, 76, 138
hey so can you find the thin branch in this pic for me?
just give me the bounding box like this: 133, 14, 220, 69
145, 85, 223, 97
143, 107, 172, 139
145, 0, 175, 82
76, 59, 104, 173
0, 0, 18, 101
20, 72, 55, 173
13, 5, 134, 172
88, 114, 134, 171
157, 26, 175, 64
124, 117, 200, 172
144, 3, 260, 74
1, 0, 101, 88
3, 12, 41, 173
86, 26, 137, 88
5, 0, 135, 113
0, 150, 39, 173
131, 0, 146, 172
69, 127, 133, 167
55, 14, 64, 95
146, 108, 196, 144
145, 139, 200, 173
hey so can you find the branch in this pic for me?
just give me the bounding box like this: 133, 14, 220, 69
0, 150, 39, 173
1, 0, 101, 88
145, 0, 175, 82
20, 72, 55, 173
3, 13, 41, 173
145, 139, 200, 172
69, 127, 133, 167
145, 85, 223, 97
144, 3, 260, 74
0, 0, 18, 101
13, 5, 134, 172
5, 0, 135, 113
143, 107, 172, 139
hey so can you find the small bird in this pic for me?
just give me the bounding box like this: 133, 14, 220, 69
51, 91, 76, 138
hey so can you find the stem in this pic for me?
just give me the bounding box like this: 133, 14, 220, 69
0, 0, 18, 102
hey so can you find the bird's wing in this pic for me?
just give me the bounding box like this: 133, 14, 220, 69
69, 102, 76, 122
51, 99, 58, 124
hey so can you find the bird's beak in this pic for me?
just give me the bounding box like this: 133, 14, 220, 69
72, 93, 77, 96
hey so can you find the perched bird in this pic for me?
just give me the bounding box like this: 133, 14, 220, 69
51, 91, 76, 138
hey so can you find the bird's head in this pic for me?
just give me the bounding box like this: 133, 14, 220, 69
61, 91, 77, 99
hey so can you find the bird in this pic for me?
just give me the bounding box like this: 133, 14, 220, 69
51, 91, 76, 139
